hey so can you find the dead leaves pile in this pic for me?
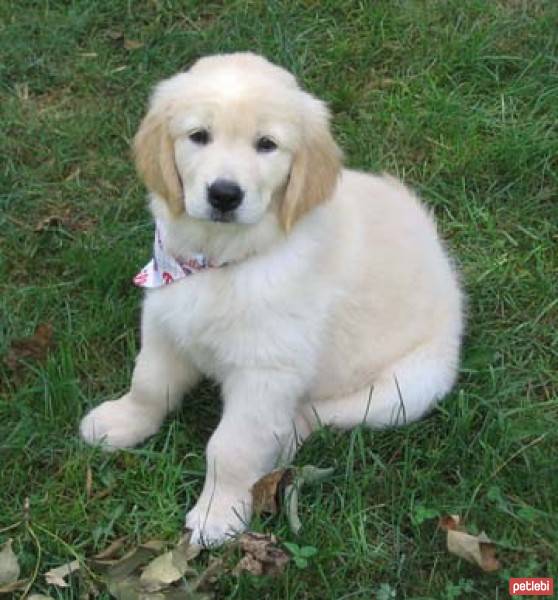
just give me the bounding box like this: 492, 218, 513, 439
0, 464, 335, 597
94, 536, 211, 600
0, 532, 292, 599
0, 465, 504, 599
232, 533, 289, 577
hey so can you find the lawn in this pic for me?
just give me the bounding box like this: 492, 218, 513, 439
1, 1, 557, 598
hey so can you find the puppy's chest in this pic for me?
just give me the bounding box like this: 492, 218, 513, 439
152, 271, 327, 379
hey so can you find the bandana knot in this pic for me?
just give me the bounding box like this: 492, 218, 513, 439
133, 222, 225, 288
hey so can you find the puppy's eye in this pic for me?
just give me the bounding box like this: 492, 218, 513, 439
189, 129, 211, 145
256, 136, 277, 153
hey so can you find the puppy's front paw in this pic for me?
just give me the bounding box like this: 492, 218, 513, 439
80, 394, 161, 450
185, 494, 251, 547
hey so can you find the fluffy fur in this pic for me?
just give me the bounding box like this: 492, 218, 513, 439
80, 53, 463, 546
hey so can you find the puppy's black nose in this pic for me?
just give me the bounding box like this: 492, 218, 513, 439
208, 179, 244, 212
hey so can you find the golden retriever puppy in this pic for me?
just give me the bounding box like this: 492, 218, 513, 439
80, 53, 463, 546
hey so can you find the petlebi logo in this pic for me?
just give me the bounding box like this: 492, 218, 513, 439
509, 577, 553, 596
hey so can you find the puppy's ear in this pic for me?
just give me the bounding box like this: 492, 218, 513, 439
280, 98, 342, 231
133, 107, 184, 216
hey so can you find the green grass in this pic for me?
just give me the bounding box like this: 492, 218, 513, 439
1, 1, 557, 598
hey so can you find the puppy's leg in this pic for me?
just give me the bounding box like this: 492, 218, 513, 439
80, 328, 200, 449
185, 369, 304, 546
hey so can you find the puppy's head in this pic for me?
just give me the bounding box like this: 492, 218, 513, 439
134, 52, 342, 231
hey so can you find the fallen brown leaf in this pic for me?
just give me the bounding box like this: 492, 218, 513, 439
94, 536, 128, 560
139, 540, 197, 592
175, 532, 202, 562
439, 514, 460, 531
34, 209, 72, 231
77, 571, 102, 600
97, 537, 209, 599
106, 30, 124, 40
232, 553, 263, 576
34, 208, 96, 233
103, 542, 164, 581
89, 487, 113, 503
64, 167, 81, 182
251, 465, 334, 535
439, 515, 501, 572
108, 575, 210, 600
234, 532, 289, 577
124, 39, 144, 50
107, 575, 138, 599
86, 466, 93, 499
44, 559, 81, 587
251, 468, 293, 515
14, 82, 29, 100
188, 555, 224, 593
0, 539, 20, 587
0, 579, 28, 594
5, 323, 54, 370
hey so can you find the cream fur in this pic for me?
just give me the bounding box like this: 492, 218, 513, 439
80, 52, 463, 546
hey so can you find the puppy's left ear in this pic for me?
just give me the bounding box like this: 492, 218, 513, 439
280, 97, 342, 231
133, 106, 184, 216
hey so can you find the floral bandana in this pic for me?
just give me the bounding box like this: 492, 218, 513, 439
133, 222, 224, 288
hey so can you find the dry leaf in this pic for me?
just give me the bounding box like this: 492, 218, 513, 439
89, 487, 113, 502
64, 167, 81, 182
447, 530, 501, 572
5, 323, 54, 370
175, 533, 202, 562
284, 482, 302, 535
0, 579, 28, 593
109, 574, 210, 600
34, 209, 95, 233
234, 532, 289, 577
15, 82, 29, 100
439, 514, 461, 531
107, 576, 139, 600
87, 536, 211, 599
193, 555, 229, 592
94, 536, 127, 560
28, 595, 56, 600
106, 30, 124, 40
139, 541, 197, 592
77, 574, 101, 600
440, 515, 501, 572
86, 466, 93, 499
105, 543, 163, 580
298, 465, 335, 484
34, 209, 71, 231
0, 539, 20, 586
124, 39, 144, 50
141, 540, 167, 552
232, 553, 263, 576
252, 468, 293, 515
44, 559, 80, 587
252, 465, 334, 535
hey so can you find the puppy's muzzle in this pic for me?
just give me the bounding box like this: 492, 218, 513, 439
208, 179, 244, 221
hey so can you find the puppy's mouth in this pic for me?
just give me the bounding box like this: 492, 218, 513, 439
210, 209, 237, 223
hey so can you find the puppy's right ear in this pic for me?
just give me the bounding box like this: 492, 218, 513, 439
133, 106, 184, 216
